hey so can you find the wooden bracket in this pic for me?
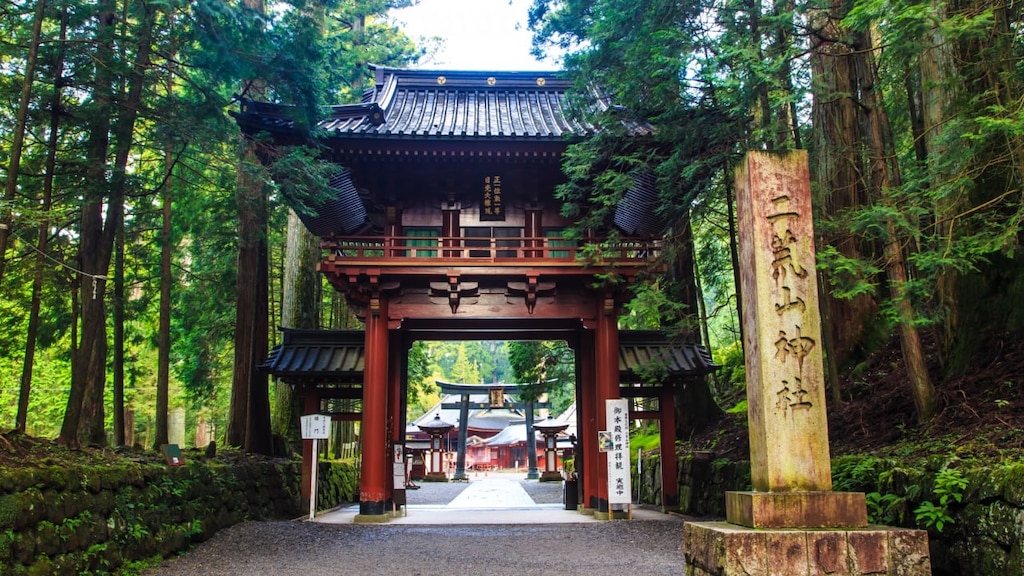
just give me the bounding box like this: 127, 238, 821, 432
507, 275, 555, 314
428, 274, 479, 314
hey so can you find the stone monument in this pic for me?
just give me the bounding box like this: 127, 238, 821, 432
682, 151, 931, 575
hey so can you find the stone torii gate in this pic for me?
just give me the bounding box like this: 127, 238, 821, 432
436, 379, 553, 481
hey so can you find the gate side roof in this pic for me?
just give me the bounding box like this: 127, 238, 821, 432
262, 329, 718, 385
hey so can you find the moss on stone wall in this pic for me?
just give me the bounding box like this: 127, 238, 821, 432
0, 457, 358, 575
636, 451, 1024, 576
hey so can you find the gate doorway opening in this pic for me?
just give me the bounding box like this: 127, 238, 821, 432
263, 325, 716, 522
405, 339, 577, 484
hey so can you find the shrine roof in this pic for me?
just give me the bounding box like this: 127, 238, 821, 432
409, 393, 525, 433
483, 424, 539, 447
235, 65, 648, 143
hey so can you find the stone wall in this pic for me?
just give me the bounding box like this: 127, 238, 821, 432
635, 452, 1024, 576
636, 452, 751, 517
0, 457, 358, 575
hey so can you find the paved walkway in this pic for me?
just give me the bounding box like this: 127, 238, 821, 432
317, 471, 662, 525
144, 472, 688, 576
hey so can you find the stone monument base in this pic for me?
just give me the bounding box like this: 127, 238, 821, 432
726, 490, 868, 528
683, 522, 931, 576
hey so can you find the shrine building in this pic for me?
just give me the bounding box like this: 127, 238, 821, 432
237, 66, 717, 521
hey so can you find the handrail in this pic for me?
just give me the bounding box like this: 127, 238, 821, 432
320, 235, 661, 265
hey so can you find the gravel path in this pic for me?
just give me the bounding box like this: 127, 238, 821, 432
143, 476, 688, 576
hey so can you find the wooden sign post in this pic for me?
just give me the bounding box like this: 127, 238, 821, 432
301, 414, 330, 521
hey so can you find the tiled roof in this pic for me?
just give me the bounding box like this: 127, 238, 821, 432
260, 329, 364, 382
324, 67, 599, 139
263, 329, 717, 386
235, 66, 623, 142
618, 330, 719, 379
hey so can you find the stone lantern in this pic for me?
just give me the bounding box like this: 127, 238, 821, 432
417, 414, 455, 482
533, 418, 569, 482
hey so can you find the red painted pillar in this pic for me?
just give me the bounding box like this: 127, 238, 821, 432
359, 294, 389, 517
300, 389, 320, 510
579, 331, 599, 510
660, 384, 679, 509
595, 295, 621, 514
386, 330, 403, 506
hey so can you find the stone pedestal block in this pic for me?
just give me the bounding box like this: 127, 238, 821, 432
726, 490, 868, 528
683, 522, 931, 576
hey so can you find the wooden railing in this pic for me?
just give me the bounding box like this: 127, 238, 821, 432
320, 235, 661, 265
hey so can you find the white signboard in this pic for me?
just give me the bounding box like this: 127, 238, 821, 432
606, 399, 632, 505
301, 414, 330, 440
393, 444, 406, 489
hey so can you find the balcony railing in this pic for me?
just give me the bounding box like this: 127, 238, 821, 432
320, 235, 661, 266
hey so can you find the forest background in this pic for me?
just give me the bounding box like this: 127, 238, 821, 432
0, 0, 1021, 463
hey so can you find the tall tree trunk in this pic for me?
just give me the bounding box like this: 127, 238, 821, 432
855, 28, 938, 423
920, 0, 959, 368
808, 0, 876, 370
275, 210, 321, 438
59, 1, 118, 448
18, 4, 67, 433
771, 0, 801, 149
228, 0, 273, 454
229, 137, 273, 454
154, 151, 174, 449
743, 0, 773, 149
724, 164, 744, 348
59, 0, 156, 447
153, 25, 182, 450
0, 0, 46, 285
113, 205, 126, 445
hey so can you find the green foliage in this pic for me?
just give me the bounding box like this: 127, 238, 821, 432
914, 468, 968, 533
507, 340, 575, 414
532, 0, 746, 236
832, 456, 912, 525
832, 455, 884, 493
113, 555, 164, 576
406, 341, 433, 407
712, 341, 746, 392
831, 455, 973, 530
817, 246, 883, 301
621, 281, 690, 330
865, 491, 906, 526
449, 345, 482, 385
630, 430, 662, 453
725, 400, 747, 414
